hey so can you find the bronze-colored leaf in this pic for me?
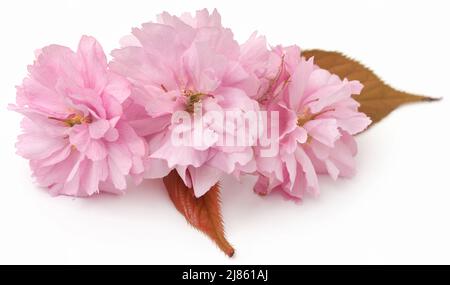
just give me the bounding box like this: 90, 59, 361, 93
162, 170, 234, 257
302, 49, 440, 127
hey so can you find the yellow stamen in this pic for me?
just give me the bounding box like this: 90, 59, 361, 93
64, 113, 91, 127
184, 90, 204, 113
297, 108, 313, 127
48, 113, 91, 127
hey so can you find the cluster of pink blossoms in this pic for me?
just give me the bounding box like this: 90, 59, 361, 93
11, 9, 371, 200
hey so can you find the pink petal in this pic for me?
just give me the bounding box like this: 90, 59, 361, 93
189, 165, 222, 197
39, 145, 72, 167
287, 58, 314, 112
143, 158, 171, 179
103, 72, 130, 104
295, 147, 319, 196
176, 165, 192, 188
104, 128, 119, 142
89, 119, 110, 139
304, 118, 341, 147
108, 156, 127, 190
69, 126, 91, 153
60, 166, 81, 196
284, 154, 297, 192
85, 139, 107, 161
77, 35, 107, 91
107, 142, 132, 175
80, 160, 101, 195
16, 133, 66, 160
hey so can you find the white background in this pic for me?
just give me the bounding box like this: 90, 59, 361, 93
0, 0, 449, 265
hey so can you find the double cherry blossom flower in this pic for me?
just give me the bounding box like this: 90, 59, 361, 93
11, 9, 370, 200
252, 45, 371, 199
10, 36, 146, 196
111, 9, 260, 197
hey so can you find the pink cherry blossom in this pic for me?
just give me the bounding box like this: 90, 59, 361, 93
111, 9, 260, 197
11, 36, 146, 196
253, 45, 372, 200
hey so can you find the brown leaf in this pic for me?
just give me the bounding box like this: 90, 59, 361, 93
162, 170, 235, 257
302, 49, 440, 127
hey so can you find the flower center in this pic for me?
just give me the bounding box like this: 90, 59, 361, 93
297, 108, 313, 126
184, 90, 205, 113
49, 113, 92, 127
64, 113, 92, 127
